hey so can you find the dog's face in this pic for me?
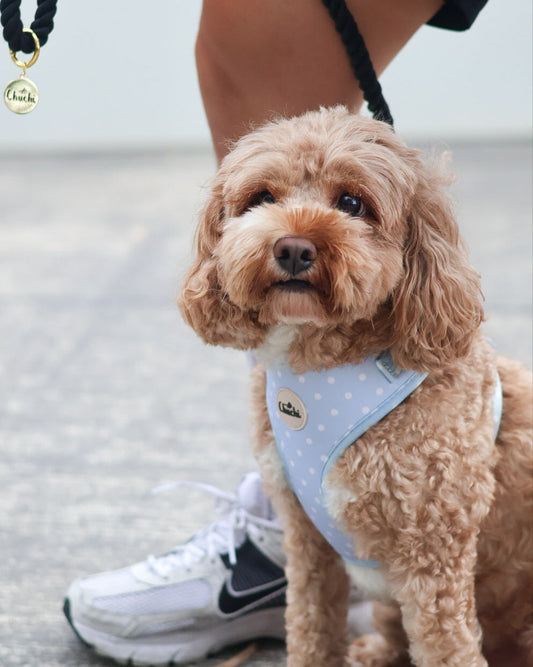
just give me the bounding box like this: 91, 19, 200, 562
216, 136, 408, 329
180, 107, 483, 371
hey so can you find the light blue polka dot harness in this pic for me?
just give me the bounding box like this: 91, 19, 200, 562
266, 351, 503, 567
266, 351, 428, 567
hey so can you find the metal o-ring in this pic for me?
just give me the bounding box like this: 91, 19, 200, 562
9, 28, 41, 70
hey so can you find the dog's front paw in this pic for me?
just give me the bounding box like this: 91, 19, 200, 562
348, 634, 412, 667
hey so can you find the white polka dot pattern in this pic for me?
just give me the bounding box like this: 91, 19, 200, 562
266, 350, 427, 566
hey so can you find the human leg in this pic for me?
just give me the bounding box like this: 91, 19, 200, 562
195, 0, 444, 161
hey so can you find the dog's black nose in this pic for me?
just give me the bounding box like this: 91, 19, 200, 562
273, 236, 317, 276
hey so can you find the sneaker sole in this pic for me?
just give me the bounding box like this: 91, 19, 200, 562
63, 598, 285, 666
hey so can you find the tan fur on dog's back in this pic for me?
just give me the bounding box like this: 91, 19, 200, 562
476, 357, 533, 653
179, 107, 533, 666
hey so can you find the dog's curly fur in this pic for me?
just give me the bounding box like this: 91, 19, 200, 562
179, 107, 533, 666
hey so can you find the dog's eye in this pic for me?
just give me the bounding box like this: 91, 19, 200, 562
248, 190, 276, 209
336, 193, 366, 217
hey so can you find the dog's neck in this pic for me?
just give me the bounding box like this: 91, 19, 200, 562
256, 315, 396, 373
255, 320, 392, 373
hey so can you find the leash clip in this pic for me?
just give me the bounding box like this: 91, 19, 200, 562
4, 28, 40, 114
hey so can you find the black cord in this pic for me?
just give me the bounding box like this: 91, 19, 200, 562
1, 0, 57, 53
2, 0, 389, 124
321, 0, 394, 127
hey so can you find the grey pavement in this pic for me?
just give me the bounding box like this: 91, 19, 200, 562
0, 139, 531, 667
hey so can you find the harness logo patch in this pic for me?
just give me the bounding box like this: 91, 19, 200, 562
276, 388, 307, 430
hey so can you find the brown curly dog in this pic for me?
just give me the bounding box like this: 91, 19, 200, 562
179, 107, 533, 667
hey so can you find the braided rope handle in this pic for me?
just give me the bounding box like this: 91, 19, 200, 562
321, 0, 394, 127
1, 0, 57, 53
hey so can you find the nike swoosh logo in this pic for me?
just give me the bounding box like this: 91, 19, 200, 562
218, 576, 287, 615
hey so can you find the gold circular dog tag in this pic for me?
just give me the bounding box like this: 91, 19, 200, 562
4, 75, 39, 114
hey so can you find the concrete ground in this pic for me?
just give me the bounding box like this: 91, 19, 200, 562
0, 138, 531, 667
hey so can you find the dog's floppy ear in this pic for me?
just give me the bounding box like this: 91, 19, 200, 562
391, 154, 484, 371
178, 183, 266, 349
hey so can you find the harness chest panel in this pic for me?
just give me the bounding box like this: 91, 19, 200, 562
266, 352, 427, 566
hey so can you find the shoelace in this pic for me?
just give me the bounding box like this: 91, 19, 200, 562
147, 481, 276, 577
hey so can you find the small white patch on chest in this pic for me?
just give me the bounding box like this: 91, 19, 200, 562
256, 325, 299, 368
345, 561, 390, 601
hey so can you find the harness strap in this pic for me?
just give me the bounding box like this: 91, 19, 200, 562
266, 352, 426, 565
493, 371, 503, 439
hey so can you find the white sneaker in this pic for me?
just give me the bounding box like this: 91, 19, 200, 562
64, 473, 287, 666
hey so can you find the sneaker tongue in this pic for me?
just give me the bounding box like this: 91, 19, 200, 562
237, 472, 276, 520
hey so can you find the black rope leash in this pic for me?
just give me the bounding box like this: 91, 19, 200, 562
1, 0, 57, 53
2, 0, 57, 113
2, 0, 388, 122
321, 0, 394, 127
